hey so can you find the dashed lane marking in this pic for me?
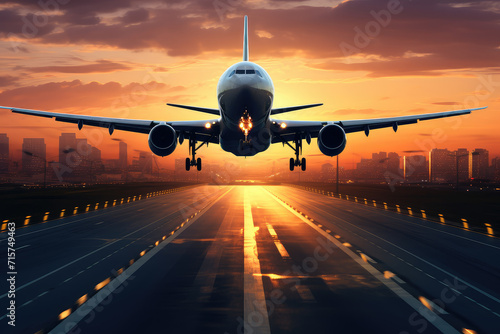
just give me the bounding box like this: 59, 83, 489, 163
265, 188, 461, 334
266, 223, 291, 260
50, 187, 233, 334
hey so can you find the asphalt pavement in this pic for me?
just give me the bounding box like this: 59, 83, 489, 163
1, 185, 498, 334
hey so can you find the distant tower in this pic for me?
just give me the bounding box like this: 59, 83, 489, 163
0, 133, 9, 173
59, 133, 77, 165
22, 138, 46, 174
138, 151, 152, 174
455, 148, 469, 182
469, 148, 489, 179
119, 142, 128, 170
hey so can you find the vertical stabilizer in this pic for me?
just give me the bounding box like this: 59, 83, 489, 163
243, 15, 249, 61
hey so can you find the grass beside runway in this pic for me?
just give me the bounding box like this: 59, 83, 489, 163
293, 182, 500, 230
0, 182, 197, 228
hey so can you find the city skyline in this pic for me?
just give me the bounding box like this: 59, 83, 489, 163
1, 132, 498, 184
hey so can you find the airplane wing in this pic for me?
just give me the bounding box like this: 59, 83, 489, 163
271, 103, 323, 115
270, 107, 487, 143
166, 103, 220, 116
0, 106, 220, 143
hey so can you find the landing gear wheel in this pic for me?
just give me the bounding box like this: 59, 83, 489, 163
196, 157, 202, 171
284, 134, 307, 172
185, 133, 210, 172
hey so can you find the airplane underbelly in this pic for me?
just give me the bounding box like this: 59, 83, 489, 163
219, 125, 271, 156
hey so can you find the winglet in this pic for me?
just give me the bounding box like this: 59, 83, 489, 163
243, 15, 249, 61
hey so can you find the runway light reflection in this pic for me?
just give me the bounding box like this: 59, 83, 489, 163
95, 277, 111, 291
418, 296, 432, 311
462, 329, 477, 334
384, 271, 395, 279
58, 308, 71, 320
76, 294, 88, 306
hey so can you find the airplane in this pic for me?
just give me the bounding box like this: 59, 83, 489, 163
0, 16, 487, 172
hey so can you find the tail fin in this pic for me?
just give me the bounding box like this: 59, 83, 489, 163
243, 15, 249, 61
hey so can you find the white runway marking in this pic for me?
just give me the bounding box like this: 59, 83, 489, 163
282, 188, 500, 309
51, 187, 232, 334
266, 188, 461, 334
266, 223, 291, 259
0, 194, 215, 300
244, 188, 271, 334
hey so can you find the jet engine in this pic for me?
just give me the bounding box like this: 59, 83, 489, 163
148, 124, 177, 157
317, 124, 346, 156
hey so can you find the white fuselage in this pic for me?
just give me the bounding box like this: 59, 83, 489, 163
216, 61, 275, 156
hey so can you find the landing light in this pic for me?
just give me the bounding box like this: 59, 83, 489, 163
280, 122, 287, 129
239, 111, 253, 141
205, 122, 211, 129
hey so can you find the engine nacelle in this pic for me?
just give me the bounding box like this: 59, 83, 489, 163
148, 124, 177, 157
317, 124, 346, 156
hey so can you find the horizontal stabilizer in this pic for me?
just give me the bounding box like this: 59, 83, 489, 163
167, 103, 220, 116
271, 103, 323, 115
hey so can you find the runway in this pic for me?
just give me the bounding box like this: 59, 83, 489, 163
1, 185, 499, 334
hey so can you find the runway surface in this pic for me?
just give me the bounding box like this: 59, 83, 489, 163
1, 185, 499, 334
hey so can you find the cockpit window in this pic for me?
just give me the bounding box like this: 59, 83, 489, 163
236, 70, 245, 74
246, 70, 255, 74
255, 70, 262, 77
228, 70, 236, 77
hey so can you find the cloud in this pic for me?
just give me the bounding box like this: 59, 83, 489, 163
120, 8, 150, 25
17, 60, 133, 74
0, 79, 184, 110
1, 0, 499, 77
0, 75, 19, 88
0, 9, 57, 38
431, 102, 459, 106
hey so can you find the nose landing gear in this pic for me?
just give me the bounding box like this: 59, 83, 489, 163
185, 157, 201, 171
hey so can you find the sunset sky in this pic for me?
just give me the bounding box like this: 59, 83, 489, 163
0, 0, 499, 172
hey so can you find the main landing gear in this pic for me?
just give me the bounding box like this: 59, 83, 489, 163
284, 136, 306, 171
185, 135, 207, 171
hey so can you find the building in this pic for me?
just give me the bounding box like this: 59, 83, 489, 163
429, 148, 454, 182
469, 148, 489, 180
403, 155, 428, 183
455, 148, 469, 182
491, 157, 500, 182
354, 152, 400, 183
119, 141, 128, 170
0, 133, 8, 173
138, 151, 153, 174
387, 152, 401, 176
59, 133, 77, 166
22, 138, 46, 175
320, 163, 335, 183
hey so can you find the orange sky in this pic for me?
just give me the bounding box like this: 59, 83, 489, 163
0, 0, 499, 172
